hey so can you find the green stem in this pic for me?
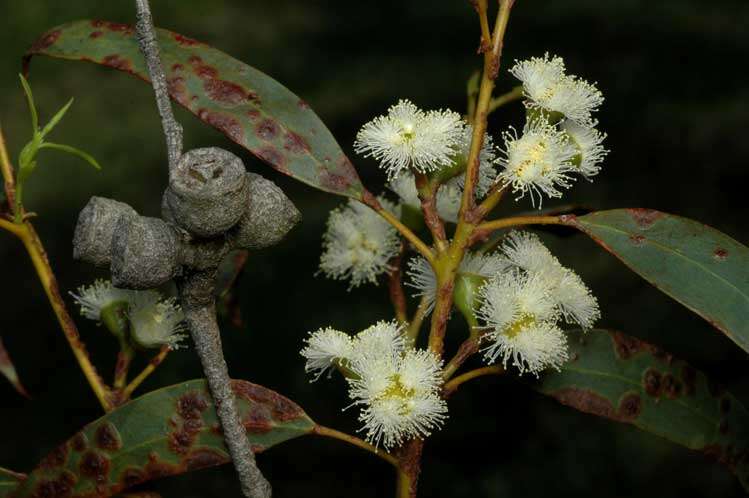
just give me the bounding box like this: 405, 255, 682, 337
443, 366, 504, 397
313, 425, 398, 467
488, 85, 523, 114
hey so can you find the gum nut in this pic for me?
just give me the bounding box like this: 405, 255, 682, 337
110, 216, 180, 289
232, 172, 301, 249
165, 147, 248, 237
161, 191, 176, 225
73, 196, 138, 267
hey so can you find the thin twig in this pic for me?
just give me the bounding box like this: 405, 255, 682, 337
487, 85, 523, 114
414, 173, 448, 253
0, 124, 16, 210
443, 366, 504, 397
0, 129, 112, 411
442, 337, 480, 380
313, 425, 398, 467
405, 295, 430, 348
113, 347, 135, 389
134, 0, 183, 171
472, 215, 565, 244
388, 247, 408, 324
362, 193, 435, 267
121, 345, 170, 400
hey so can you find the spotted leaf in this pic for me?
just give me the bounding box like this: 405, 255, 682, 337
24, 20, 365, 199
534, 329, 749, 491
562, 209, 749, 354
12, 379, 315, 498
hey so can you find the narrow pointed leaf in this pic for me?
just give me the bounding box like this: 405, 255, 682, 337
562, 209, 749, 353
534, 329, 749, 490
40, 98, 74, 138
0, 467, 26, 498
13, 379, 315, 498
18, 74, 38, 133
0, 337, 29, 398
39, 142, 101, 170
24, 20, 365, 199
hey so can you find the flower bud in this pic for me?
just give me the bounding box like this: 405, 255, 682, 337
111, 216, 180, 289
453, 272, 486, 329
230, 173, 301, 250
164, 147, 248, 237
73, 197, 138, 267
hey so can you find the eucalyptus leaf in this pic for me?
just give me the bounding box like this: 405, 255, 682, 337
13, 379, 315, 498
535, 329, 749, 490
25, 20, 366, 199
564, 209, 749, 353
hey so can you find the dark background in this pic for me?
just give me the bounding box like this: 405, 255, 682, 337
1, 1, 748, 497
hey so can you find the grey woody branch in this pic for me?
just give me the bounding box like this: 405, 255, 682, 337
134, 0, 183, 171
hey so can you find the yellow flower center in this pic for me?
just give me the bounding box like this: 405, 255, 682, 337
503, 313, 536, 338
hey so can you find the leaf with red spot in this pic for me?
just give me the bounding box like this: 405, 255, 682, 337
561, 209, 749, 354
12, 379, 315, 498
0, 337, 29, 398
0, 467, 26, 498
24, 20, 365, 199
533, 328, 749, 491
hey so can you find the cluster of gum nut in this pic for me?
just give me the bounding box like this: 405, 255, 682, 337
72, 147, 301, 290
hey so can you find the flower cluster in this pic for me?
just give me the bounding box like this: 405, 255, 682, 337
319, 197, 401, 289
475, 231, 600, 375
71, 279, 187, 349
301, 321, 447, 449
497, 54, 608, 207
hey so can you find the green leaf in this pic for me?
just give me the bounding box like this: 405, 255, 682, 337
0, 467, 26, 498
18, 74, 38, 133
534, 329, 749, 491
38, 142, 101, 170
24, 20, 365, 199
13, 379, 315, 498
563, 209, 749, 353
40, 98, 74, 138
0, 337, 29, 398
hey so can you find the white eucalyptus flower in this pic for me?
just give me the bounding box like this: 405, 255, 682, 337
510, 53, 603, 126
301, 327, 355, 380
354, 99, 464, 179
352, 320, 406, 360
561, 120, 609, 180
499, 231, 600, 329
496, 119, 577, 207
70, 279, 129, 321
476, 269, 567, 375
128, 293, 187, 349
319, 197, 401, 289
347, 348, 448, 449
